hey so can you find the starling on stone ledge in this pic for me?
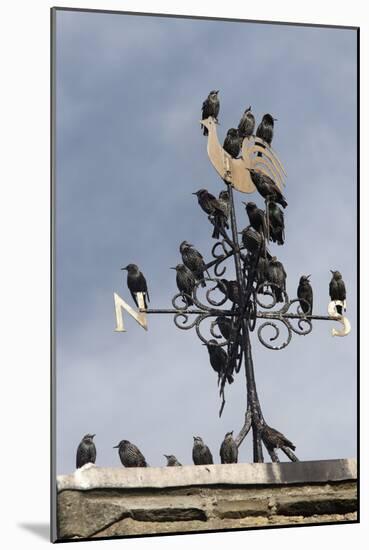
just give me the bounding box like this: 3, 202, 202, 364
192, 436, 213, 465
261, 425, 295, 451
220, 431, 238, 464
113, 440, 148, 467
164, 454, 182, 467
76, 434, 96, 469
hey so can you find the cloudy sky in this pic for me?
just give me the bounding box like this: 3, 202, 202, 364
54, 9, 357, 474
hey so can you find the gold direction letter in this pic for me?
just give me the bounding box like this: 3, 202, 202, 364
114, 292, 148, 332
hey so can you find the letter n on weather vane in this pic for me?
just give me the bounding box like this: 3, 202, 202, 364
113, 292, 148, 332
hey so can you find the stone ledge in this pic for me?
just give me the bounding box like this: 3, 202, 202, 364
57, 458, 357, 492
56, 459, 357, 541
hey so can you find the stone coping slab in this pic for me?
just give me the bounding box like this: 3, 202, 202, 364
57, 458, 356, 492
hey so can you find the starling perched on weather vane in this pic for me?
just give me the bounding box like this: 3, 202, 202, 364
329, 270, 346, 314
255, 255, 269, 294
216, 279, 242, 305
170, 264, 196, 306
216, 316, 233, 340
237, 106, 255, 140
268, 201, 285, 245
113, 440, 148, 467
243, 202, 267, 237
297, 275, 313, 314
203, 339, 234, 384
192, 189, 229, 239
261, 425, 295, 451
223, 128, 241, 158
256, 113, 277, 147
266, 256, 287, 303
192, 436, 214, 465
76, 434, 96, 469
238, 226, 270, 259
201, 90, 220, 135
121, 264, 150, 309
179, 241, 208, 288
220, 431, 238, 464
164, 454, 182, 467
247, 169, 288, 209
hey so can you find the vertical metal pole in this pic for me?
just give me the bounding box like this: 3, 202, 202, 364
227, 183, 264, 462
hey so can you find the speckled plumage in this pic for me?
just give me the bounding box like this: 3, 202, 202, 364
192, 437, 213, 465
114, 440, 148, 467
76, 434, 96, 469
220, 432, 238, 464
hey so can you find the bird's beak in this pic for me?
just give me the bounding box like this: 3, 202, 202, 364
330, 270, 334, 274
192, 192, 198, 195
273, 118, 278, 121
121, 266, 127, 270
164, 454, 169, 458
113, 444, 119, 448
245, 167, 251, 172
92, 434, 96, 438
201, 343, 207, 346
170, 267, 176, 270
242, 201, 247, 206
307, 274, 311, 279
187, 243, 193, 247
216, 90, 219, 94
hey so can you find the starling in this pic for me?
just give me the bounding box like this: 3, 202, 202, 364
204, 338, 234, 384
180, 240, 208, 287
201, 90, 220, 135
266, 256, 287, 303
214, 189, 231, 239
223, 128, 241, 158
192, 189, 229, 239
164, 454, 182, 467
76, 434, 96, 469
237, 106, 255, 140
329, 270, 346, 314
239, 227, 270, 259
113, 440, 148, 467
192, 436, 214, 465
261, 425, 295, 451
248, 169, 288, 209
256, 113, 277, 147
220, 431, 238, 464
216, 279, 242, 305
171, 264, 196, 306
243, 202, 266, 236
255, 255, 269, 293
268, 201, 285, 245
121, 264, 150, 308
216, 316, 233, 340
297, 275, 313, 314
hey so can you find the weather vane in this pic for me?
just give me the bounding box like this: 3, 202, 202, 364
113, 93, 351, 464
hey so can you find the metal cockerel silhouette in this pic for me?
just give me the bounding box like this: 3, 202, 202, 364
201, 117, 286, 194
